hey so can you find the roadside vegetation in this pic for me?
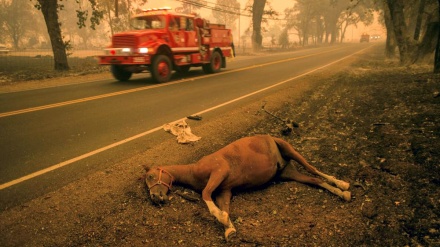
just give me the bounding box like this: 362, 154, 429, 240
0, 55, 106, 85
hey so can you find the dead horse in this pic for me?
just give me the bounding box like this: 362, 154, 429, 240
144, 135, 351, 241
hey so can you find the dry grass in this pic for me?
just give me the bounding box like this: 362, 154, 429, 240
0, 55, 106, 83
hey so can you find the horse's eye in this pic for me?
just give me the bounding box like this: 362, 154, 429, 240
148, 174, 154, 180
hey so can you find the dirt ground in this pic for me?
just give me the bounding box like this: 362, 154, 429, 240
1, 46, 439, 247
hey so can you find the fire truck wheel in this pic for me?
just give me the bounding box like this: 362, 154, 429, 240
111, 65, 132, 81
151, 55, 172, 83
203, 51, 222, 74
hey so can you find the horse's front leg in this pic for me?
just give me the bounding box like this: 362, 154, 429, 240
215, 190, 236, 241
204, 200, 230, 226
202, 173, 230, 227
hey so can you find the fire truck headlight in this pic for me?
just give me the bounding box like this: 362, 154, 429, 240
138, 47, 149, 54
122, 48, 131, 53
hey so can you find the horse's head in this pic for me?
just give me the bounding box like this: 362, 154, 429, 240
144, 166, 174, 204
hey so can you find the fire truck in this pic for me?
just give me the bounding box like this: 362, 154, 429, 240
98, 7, 234, 83
360, 33, 370, 43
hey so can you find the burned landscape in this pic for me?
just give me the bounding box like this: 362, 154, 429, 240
0, 46, 439, 246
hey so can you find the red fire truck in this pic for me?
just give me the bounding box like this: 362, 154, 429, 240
360, 33, 370, 43
98, 7, 234, 83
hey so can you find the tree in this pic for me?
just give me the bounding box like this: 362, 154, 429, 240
57, 0, 107, 49
251, 0, 266, 51
278, 28, 289, 49
35, 0, 69, 70
178, 0, 207, 15
285, 0, 353, 45
100, 0, 147, 37
212, 0, 240, 32
322, 0, 349, 44
34, 0, 103, 71
0, 0, 35, 49
283, 7, 301, 45
434, 0, 440, 73
413, 0, 427, 41
386, 0, 410, 64
283, 0, 374, 46
292, 1, 313, 46
382, 2, 397, 58
338, 2, 374, 43
244, 0, 278, 51
385, 0, 439, 66
267, 23, 282, 47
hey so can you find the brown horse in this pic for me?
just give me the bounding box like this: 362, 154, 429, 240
144, 135, 351, 240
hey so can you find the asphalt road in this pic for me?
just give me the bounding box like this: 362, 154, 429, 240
0, 44, 373, 210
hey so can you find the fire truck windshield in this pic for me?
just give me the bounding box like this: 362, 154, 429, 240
131, 15, 165, 30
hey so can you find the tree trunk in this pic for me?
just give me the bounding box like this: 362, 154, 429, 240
324, 14, 338, 44
383, 2, 397, 58
252, 0, 266, 51
387, 0, 410, 65
38, 0, 69, 71
414, 22, 439, 62
340, 21, 349, 43
331, 28, 338, 44
413, 0, 426, 41
302, 20, 308, 46
317, 18, 324, 44
434, 0, 440, 73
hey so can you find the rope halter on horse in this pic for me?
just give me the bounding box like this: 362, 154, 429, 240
148, 168, 174, 190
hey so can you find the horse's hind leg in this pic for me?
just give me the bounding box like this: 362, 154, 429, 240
215, 190, 236, 241
274, 137, 350, 191
279, 164, 351, 201
312, 169, 350, 191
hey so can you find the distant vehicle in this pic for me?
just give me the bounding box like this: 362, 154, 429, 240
0, 45, 9, 54
98, 7, 234, 83
360, 34, 370, 43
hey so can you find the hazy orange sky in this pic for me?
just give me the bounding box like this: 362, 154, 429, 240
142, 0, 386, 43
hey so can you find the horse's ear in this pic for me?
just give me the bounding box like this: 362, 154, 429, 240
138, 165, 150, 182
143, 165, 151, 172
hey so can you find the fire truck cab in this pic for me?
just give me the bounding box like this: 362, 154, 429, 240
98, 7, 234, 83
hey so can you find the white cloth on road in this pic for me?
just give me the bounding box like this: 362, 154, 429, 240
163, 120, 201, 144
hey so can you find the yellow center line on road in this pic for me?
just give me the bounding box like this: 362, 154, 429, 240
0, 45, 375, 191
0, 47, 344, 118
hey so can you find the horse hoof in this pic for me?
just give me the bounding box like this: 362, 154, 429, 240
225, 228, 236, 241
336, 180, 350, 191
342, 191, 351, 201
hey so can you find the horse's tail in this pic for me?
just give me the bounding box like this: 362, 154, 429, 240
272, 137, 319, 175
